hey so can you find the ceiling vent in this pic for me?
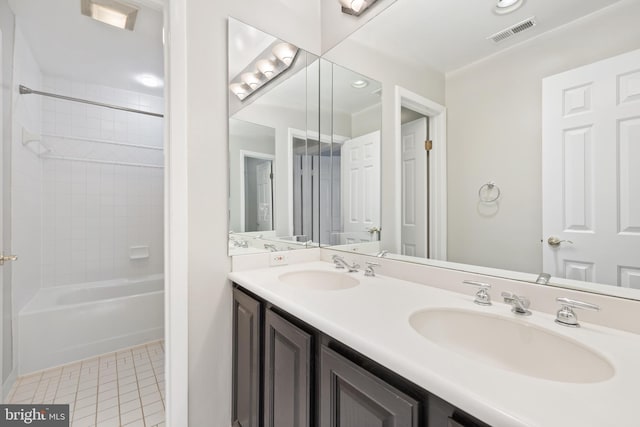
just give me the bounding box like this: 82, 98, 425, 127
487, 17, 536, 43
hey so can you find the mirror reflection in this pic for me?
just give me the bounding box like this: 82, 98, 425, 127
323, 0, 640, 298
227, 19, 383, 255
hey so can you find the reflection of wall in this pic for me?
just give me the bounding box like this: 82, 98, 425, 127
446, 1, 640, 274
323, 39, 445, 250
352, 103, 381, 137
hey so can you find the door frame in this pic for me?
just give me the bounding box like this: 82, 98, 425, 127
394, 86, 447, 260
239, 150, 275, 232
163, 0, 189, 426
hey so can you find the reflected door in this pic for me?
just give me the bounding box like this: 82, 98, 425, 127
341, 131, 380, 243
401, 118, 428, 257
542, 48, 640, 288
255, 160, 273, 231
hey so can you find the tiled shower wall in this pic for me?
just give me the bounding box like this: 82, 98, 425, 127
39, 77, 164, 287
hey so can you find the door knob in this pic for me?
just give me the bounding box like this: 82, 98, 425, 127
0, 254, 18, 265
547, 237, 573, 247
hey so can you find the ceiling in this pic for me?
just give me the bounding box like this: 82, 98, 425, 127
343, 0, 624, 73
8, 0, 164, 95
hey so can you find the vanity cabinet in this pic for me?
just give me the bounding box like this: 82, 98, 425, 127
264, 308, 313, 427
232, 288, 262, 427
232, 285, 489, 427
320, 345, 419, 427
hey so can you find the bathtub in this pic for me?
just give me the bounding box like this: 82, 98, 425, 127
18, 274, 164, 374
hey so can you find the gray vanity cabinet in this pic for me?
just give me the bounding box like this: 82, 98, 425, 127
320, 346, 419, 427
232, 288, 262, 427
264, 308, 313, 427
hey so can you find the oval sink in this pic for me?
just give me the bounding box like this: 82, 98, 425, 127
279, 270, 360, 291
409, 308, 614, 383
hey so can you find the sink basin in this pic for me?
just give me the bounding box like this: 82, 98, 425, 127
279, 270, 360, 291
409, 308, 614, 383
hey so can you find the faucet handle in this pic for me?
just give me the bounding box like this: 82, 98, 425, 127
462, 280, 492, 306
555, 297, 599, 328
364, 262, 380, 277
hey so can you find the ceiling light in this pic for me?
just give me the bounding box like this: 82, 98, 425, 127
136, 74, 164, 88
339, 0, 379, 16
494, 0, 525, 15
81, 0, 138, 30
351, 79, 369, 89
272, 43, 299, 66
256, 59, 277, 79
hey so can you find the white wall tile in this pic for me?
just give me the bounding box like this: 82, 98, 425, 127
40, 76, 163, 287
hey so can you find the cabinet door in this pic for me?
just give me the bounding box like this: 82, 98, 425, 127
233, 288, 262, 427
320, 346, 419, 427
264, 309, 312, 427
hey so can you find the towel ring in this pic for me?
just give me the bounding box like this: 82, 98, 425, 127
478, 181, 501, 203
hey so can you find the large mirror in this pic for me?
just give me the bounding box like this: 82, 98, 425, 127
323, 0, 640, 299
228, 18, 382, 255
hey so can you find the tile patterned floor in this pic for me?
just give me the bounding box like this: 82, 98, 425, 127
5, 341, 165, 427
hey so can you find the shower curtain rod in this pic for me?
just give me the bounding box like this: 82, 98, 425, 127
19, 85, 164, 118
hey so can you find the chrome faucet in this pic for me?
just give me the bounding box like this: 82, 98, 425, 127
555, 297, 599, 327
230, 238, 248, 248
502, 292, 531, 316
376, 250, 389, 257
462, 280, 492, 306
264, 243, 277, 252
331, 255, 359, 272
364, 262, 380, 277
535, 273, 551, 285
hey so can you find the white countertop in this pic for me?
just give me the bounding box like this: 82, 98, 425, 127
229, 260, 640, 427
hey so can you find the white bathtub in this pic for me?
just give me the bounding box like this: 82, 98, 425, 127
18, 274, 164, 374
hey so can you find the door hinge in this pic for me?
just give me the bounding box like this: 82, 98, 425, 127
424, 140, 433, 151
269, 172, 274, 180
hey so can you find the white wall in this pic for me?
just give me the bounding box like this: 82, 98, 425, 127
39, 77, 164, 287
184, 0, 321, 425
446, 0, 640, 274
323, 39, 445, 251
11, 23, 42, 311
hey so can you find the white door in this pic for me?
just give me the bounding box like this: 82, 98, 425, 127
255, 160, 273, 231
401, 118, 428, 257
542, 48, 640, 288
341, 131, 380, 243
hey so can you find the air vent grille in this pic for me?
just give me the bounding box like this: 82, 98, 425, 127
488, 17, 537, 43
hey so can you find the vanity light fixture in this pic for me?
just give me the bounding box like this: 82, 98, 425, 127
241, 72, 262, 89
256, 59, 277, 79
494, 0, 525, 15
229, 83, 250, 101
272, 43, 298, 66
351, 79, 369, 89
339, 0, 379, 16
229, 41, 299, 101
81, 0, 138, 30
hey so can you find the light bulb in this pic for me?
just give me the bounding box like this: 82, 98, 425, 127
241, 72, 262, 89
351, 0, 365, 12
256, 59, 277, 79
272, 43, 298, 66
229, 83, 250, 100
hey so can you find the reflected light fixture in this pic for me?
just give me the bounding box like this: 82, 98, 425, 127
241, 72, 262, 89
229, 40, 299, 101
272, 43, 299, 66
494, 0, 525, 15
229, 83, 250, 101
136, 74, 164, 88
256, 59, 277, 79
351, 79, 369, 89
339, 0, 378, 16
81, 0, 138, 30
